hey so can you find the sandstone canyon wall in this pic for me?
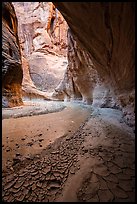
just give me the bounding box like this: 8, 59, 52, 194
2, 2, 135, 128
54, 2, 135, 127
52, 28, 98, 105
2, 2, 23, 107
13, 2, 68, 99
54, 2, 135, 91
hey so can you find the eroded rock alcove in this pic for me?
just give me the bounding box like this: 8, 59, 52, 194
2, 2, 135, 202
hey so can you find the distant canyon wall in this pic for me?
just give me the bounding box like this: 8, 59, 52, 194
13, 2, 68, 98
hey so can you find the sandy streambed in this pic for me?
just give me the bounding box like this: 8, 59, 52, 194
2, 101, 91, 170
2, 102, 135, 202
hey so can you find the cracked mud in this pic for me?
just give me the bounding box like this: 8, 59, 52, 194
2, 103, 135, 202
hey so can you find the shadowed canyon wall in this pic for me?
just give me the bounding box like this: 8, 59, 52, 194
2, 2, 23, 107
54, 2, 135, 91
54, 2, 135, 127
52, 28, 98, 105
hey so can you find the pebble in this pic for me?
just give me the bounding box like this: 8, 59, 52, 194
6, 148, 10, 152
39, 139, 44, 142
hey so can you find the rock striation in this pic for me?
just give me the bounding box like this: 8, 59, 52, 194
54, 2, 135, 90
2, 2, 23, 107
52, 28, 97, 104
54, 2, 135, 127
13, 2, 68, 98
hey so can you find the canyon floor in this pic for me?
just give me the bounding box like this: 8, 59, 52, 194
2, 101, 135, 202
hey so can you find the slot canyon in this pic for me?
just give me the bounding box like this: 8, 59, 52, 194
2, 2, 135, 202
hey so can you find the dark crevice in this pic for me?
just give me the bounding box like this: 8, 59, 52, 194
103, 3, 113, 66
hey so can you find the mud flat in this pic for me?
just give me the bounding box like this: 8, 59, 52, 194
2, 102, 135, 202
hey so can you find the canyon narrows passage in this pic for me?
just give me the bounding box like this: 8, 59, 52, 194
2, 2, 135, 202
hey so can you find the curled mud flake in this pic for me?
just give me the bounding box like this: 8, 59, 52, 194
16, 193, 26, 202
13, 179, 24, 189
10, 186, 21, 193
32, 183, 37, 191
118, 179, 133, 192
4, 179, 17, 190
36, 181, 43, 188
93, 164, 110, 177
7, 194, 15, 202
111, 186, 128, 199
108, 164, 122, 174
103, 173, 119, 183
98, 189, 114, 202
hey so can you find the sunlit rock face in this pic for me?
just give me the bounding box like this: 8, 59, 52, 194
54, 2, 135, 127
13, 2, 68, 56
2, 2, 23, 107
21, 55, 51, 100
13, 2, 68, 98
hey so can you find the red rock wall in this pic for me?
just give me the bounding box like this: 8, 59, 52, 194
54, 2, 135, 92
2, 2, 23, 107
13, 2, 68, 57
13, 2, 68, 96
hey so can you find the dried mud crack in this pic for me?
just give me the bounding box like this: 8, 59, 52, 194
2, 107, 135, 202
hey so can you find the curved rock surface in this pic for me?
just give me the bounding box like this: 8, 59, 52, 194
54, 2, 135, 127
2, 2, 23, 107
52, 29, 97, 104
13, 2, 68, 57
54, 2, 135, 91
